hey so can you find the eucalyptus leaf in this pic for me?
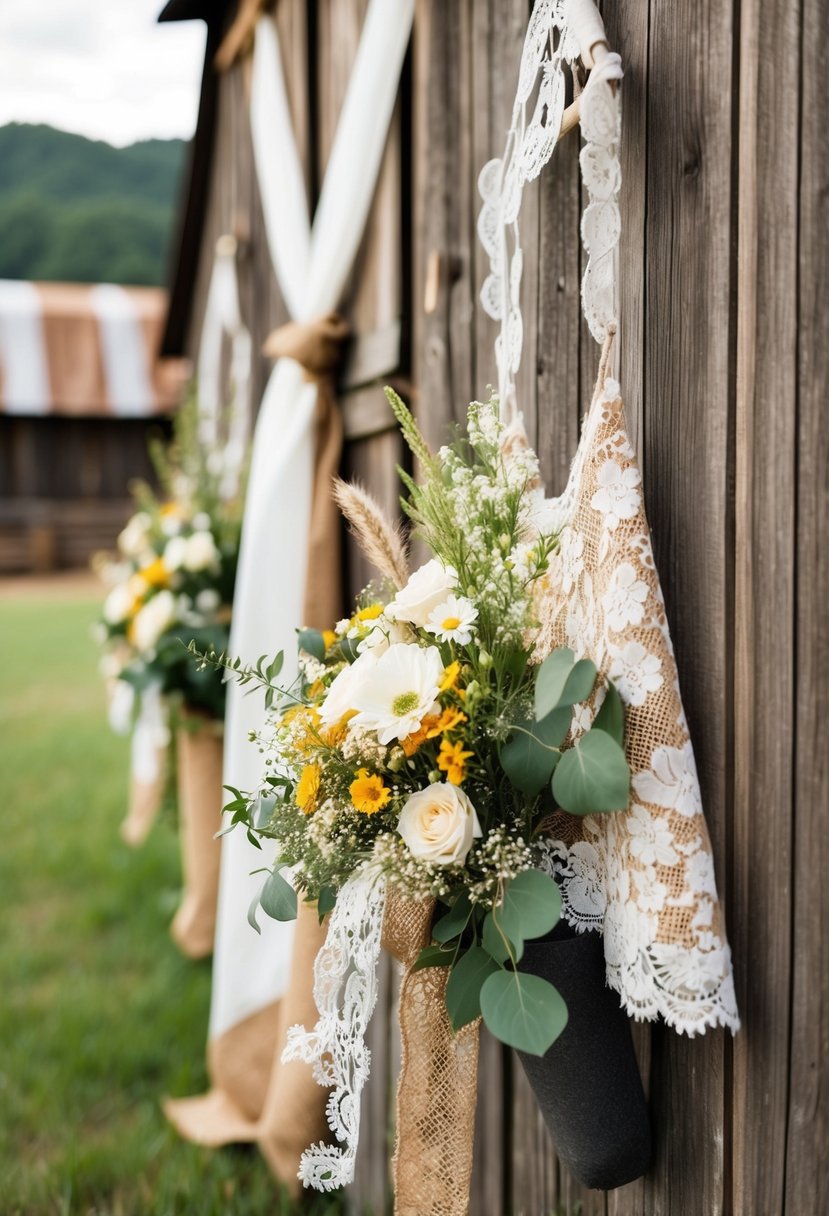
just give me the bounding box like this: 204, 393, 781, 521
480, 970, 568, 1055
445, 947, 500, 1030
297, 628, 325, 663
340, 636, 360, 663
412, 943, 456, 971
592, 682, 625, 747
259, 868, 298, 922
501, 870, 562, 941
482, 909, 524, 964
534, 648, 576, 721
559, 657, 598, 707
552, 729, 630, 814
317, 886, 337, 921
500, 708, 569, 795
432, 891, 473, 943
247, 889, 262, 935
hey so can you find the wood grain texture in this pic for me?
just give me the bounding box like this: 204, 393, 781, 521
640, 1, 733, 1212
732, 0, 799, 1210
785, 0, 829, 1210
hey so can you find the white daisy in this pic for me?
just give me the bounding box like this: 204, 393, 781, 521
425, 594, 478, 645
349, 643, 443, 744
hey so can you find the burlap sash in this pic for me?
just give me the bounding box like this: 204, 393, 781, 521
170, 711, 224, 960
382, 888, 480, 1216
263, 312, 349, 632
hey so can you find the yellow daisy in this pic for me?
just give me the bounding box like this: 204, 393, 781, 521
296, 764, 321, 815
349, 768, 391, 815
440, 661, 462, 692
356, 602, 384, 623
140, 556, 169, 589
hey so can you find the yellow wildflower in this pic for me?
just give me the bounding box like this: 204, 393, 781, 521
431, 706, 467, 736
349, 768, 391, 815
296, 764, 321, 814
140, 556, 169, 589
159, 501, 185, 519
437, 739, 474, 785
440, 661, 462, 692
322, 629, 338, 651
356, 603, 384, 623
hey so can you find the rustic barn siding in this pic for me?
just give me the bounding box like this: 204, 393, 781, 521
179, 1, 827, 1211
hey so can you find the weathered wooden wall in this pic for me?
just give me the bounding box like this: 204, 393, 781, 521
185, 1, 828, 1211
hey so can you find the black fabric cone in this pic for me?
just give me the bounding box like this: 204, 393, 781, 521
516, 920, 652, 1190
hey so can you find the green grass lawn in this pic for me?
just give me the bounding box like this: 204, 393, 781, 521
0, 591, 342, 1216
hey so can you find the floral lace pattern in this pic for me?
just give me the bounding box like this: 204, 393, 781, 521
281, 867, 387, 1190
477, 0, 622, 420
534, 366, 739, 1036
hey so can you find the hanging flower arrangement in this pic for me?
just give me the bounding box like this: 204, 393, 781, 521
192, 387, 630, 1057
96, 395, 243, 722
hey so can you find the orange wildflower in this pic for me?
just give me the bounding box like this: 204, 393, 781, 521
437, 739, 474, 785
296, 764, 321, 814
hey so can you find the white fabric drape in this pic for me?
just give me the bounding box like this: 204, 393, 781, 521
196, 238, 252, 500
209, 0, 414, 1041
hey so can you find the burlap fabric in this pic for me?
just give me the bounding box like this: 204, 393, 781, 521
263, 312, 348, 634
170, 712, 224, 960
382, 888, 480, 1216
533, 336, 738, 1033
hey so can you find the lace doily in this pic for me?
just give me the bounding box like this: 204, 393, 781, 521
477, 0, 623, 420
532, 359, 739, 1036
281, 867, 387, 1190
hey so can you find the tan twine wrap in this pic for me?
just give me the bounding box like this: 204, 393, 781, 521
170, 712, 224, 960
382, 888, 480, 1216
264, 312, 349, 633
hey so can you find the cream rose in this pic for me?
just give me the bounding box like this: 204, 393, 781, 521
183, 530, 220, 573
117, 512, 151, 558
385, 559, 458, 627
102, 582, 134, 625
130, 589, 177, 653
397, 783, 482, 867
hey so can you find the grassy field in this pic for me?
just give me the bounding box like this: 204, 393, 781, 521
0, 589, 341, 1216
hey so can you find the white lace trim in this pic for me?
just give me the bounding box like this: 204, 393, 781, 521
477, 0, 622, 420
281, 867, 387, 1191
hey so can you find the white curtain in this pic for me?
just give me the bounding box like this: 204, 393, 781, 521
209, 0, 414, 1042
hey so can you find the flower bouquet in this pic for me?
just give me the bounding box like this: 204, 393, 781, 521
192, 387, 648, 1191
96, 397, 243, 956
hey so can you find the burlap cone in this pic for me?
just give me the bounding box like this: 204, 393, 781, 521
170, 712, 224, 960
120, 745, 166, 847
382, 889, 480, 1216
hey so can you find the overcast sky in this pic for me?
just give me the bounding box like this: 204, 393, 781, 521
0, 0, 206, 146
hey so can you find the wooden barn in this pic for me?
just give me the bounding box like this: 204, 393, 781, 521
158, 1, 828, 1213
0, 281, 185, 571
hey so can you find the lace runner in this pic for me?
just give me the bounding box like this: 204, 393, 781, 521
477, 0, 622, 420
282, 867, 387, 1190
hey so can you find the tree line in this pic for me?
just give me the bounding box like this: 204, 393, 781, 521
0, 123, 186, 287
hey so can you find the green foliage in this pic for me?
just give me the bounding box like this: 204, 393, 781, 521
0, 123, 185, 285
444, 947, 500, 1030
479, 969, 568, 1056
499, 709, 569, 795
552, 729, 631, 814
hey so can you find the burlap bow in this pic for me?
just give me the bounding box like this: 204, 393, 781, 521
263, 313, 350, 632
382, 888, 480, 1216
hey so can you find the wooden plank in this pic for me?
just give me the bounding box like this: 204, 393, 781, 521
785, 0, 829, 1209
731, 0, 800, 1210
412, 0, 476, 447
640, 0, 734, 1211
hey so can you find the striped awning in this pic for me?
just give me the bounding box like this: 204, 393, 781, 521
0, 280, 189, 418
